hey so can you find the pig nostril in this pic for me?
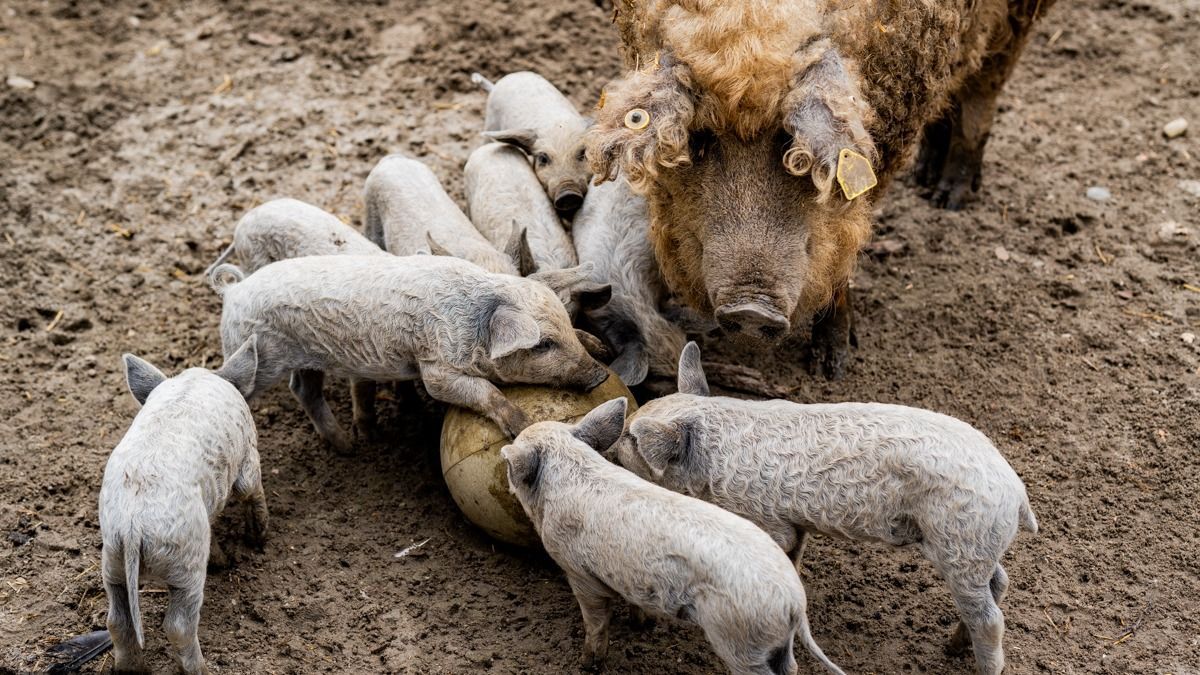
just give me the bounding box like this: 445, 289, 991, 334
554, 191, 583, 214
758, 324, 784, 341
715, 302, 789, 341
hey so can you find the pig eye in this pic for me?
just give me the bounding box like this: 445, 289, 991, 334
576, 146, 587, 162
535, 152, 551, 167
624, 108, 650, 130
532, 338, 555, 353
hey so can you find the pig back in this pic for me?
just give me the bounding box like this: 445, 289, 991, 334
464, 143, 576, 270
484, 71, 582, 131
364, 154, 517, 274
235, 198, 383, 273
539, 451, 802, 617
100, 370, 255, 523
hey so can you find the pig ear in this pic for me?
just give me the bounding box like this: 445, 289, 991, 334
488, 304, 542, 360
676, 342, 709, 396
216, 335, 258, 398
572, 398, 628, 452
123, 353, 167, 406
425, 232, 453, 258
610, 345, 649, 387
630, 417, 689, 479
586, 53, 695, 188
530, 263, 613, 310
501, 444, 542, 492
781, 46, 877, 203
504, 222, 537, 276
484, 129, 538, 156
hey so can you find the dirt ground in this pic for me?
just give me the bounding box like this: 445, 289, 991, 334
1, 0, 1197, 673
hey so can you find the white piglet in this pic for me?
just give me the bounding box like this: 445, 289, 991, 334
205, 198, 384, 279
472, 71, 591, 218
100, 338, 267, 675
212, 255, 611, 452
363, 153, 528, 274
464, 142, 577, 273
616, 343, 1039, 675
572, 178, 686, 386
502, 398, 844, 675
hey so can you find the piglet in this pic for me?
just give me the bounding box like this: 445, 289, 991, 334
472, 71, 591, 218
464, 142, 577, 272
502, 398, 844, 675
212, 254, 610, 452
100, 337, 267, 675
363, 153, 528, 274
205, 198, 384, 281
616, 343, 1039, 675
572, 178, 686, 386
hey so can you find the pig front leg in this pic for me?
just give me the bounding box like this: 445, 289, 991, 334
289, 370, 354, 454
566, 572, 617, 671
808, 287, 856, 380
419, 362, 529, 437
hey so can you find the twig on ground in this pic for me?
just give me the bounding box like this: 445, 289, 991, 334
701, 362, 795, 398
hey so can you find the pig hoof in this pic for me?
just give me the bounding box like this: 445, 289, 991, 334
627, 607, 656, 631
329, 435, 356, 456
808, 339, 850, 381
580, 653, 606, 672
944, 622, 972, 656
930, 179, 976, 211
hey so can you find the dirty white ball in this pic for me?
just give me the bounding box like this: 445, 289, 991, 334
440, 371, 637, 547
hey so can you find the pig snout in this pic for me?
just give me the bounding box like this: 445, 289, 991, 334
714, 297, 791, 342
581, 364, 609, 391
551, 183, 585, 216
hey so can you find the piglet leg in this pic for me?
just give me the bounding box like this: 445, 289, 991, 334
566, 572, 615, 671
289, 370, 353, 454
419, 363, 529, 437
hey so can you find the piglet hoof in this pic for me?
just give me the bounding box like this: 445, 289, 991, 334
500, 409, 531, 439
353, 419, 380, 444
327, 431, 356, 456
944, 622, 972, 657
244, 522, 268, 551
580, 651, 607, 672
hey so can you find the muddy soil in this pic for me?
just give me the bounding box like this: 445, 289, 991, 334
1, 0, 1197, 673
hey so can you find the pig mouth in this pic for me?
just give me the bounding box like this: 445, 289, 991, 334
713, 300, 791, 343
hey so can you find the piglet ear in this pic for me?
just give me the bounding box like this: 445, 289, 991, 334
501, 444, 542, 491
676, 342, 709, 396
574, 329, 612, 362
488, 304, 541, 360
216, 335, 259, 399
425, 232, 453, 258
630, 417, 688, 479
781, 46, 877, 202
505, 222, 537, 276
123, 353, 167, 406
483, 128, 539, 156
572, 398, 628, 452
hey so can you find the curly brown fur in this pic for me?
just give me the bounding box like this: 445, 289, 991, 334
594, 0, 1055, 352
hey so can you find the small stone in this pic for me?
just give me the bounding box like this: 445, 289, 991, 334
6, 75, 34, 90
1153, 220, 1192, 244
1115, 290, 1134, 300
994, 245, 1011, 262
1163, 117, 1188, 139
247, 31, 285, 47
1178, 180, 1200, 198
1085, 186, 1111, 202
1183, 332, 1196, 345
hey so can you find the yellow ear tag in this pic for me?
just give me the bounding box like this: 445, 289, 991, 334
624, 108, 650, 130
836, 148, 877, 201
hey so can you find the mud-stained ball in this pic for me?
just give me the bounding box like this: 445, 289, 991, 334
440, 371, 637, 547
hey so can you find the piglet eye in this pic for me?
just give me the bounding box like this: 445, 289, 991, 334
535, 152, 551, 167
576, 146, 587, 162
624, 108, 650, 130
533, 338, 555, 352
